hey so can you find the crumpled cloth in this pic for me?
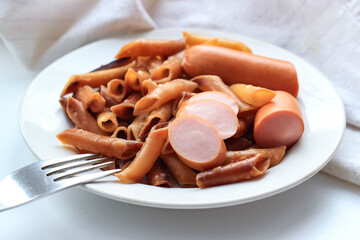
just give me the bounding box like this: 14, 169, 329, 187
1, 0, 359, 186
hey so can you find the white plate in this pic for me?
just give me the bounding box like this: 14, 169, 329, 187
19, 28, 346, 209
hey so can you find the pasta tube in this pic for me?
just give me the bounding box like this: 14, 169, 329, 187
230, 84, 276, 107
124, 68, 150, 91
150, 56, 182, 84
74, 85, 105, 114
138, 101, 173, 140
111, 121, 129, 139
160, 153, 197, 188
134, 79, 198, 115
115, 123, 169, 183
224, 146, 286, 167
127, 113, 148, 141
57, 128, 143, 160
183, 31, 252, 53
140, 79, 158, 96
61, 61, 135, 97
97, 109, 118, 133
147, 159, 173, 187
115, 39, 186, 59
66, 97, 105, 135
99, 85, 121, 107
107, 79, 128, 102
111, 93, 142, 120
196, 154, 270, 188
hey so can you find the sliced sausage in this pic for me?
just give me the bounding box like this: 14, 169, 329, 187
168, 115, 226, 171
185, 91, 239, 115
182, 45, 299, 97
254, 91, 304, 148
176, 99, 238, 139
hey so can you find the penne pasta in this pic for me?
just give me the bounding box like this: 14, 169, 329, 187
183, 31, 252, 53
230, 83, 276, 107
66, 97, 106, 135
61, 61, 135, 97
134, 79, 198, 115
138, 101, 173, 140
57, 128, 143, 160
196, 154, 270, 188
147, 159, 173, 187
99, 85, 121, 107
115, 39, 186, 59
150, 56, 182, 84
124, 68, 150, 91
127, 113, 149, 141
97, 109, 119, 133
74, 85, 106, 114
190, 75, 255, 113
91, 57, 132, 72
224, 146, 286, 167
140, 79, 158, 96
110, 93, 142, 120
115, 123, 169, 183
160, 153, 197, 188
231, 117, 249, 138
135, 56, 164, 72
107, 79, 128, 102
111, 121, 129, 139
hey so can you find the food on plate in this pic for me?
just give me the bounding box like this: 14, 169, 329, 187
230, 83, 276, 107
168, 115, 226, 171
182, 45, 299, 97
57, 31, 304, 188
254, 91, 304, 148
176, 99, 238, 139
183, 31, 252, 53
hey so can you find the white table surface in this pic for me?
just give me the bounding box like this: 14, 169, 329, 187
0, 41, 360, 240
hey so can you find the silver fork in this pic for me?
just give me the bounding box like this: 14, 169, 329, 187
0, 153, 121, 212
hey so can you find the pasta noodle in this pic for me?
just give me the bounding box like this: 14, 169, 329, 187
183, 31, 252, 53
134, 79, 198, 115
97, 109, 119, 133
138, 101, 173, 140
224, 146, 286, 167
115, 39, 186, 59
230, 83, 276, 107
57, 128, 143, 160
106, 79, 128, 102
111, 121, 129, 139
61, 61, 135, 97
147, 159, 173, 187
196, 154, 269, 188
99, 85, 120, 107
110, 93, 142, 120
115, 123, 169, 183
66, 97, 106, 135
124, 68, 149, 91
160, 153, 197, 188
150, 56, 182, 84
74, 85, 105, 114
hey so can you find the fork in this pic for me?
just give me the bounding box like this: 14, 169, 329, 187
0, 153, 121, 212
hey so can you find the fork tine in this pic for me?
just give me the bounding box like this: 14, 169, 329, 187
59, 169, 121, 186
45, 157, 111, 176
41, 153, 100, 169
52, 161, 117, 182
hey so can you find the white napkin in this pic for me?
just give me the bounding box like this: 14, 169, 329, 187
1, 0, 359, 185
0, 0, 156, 69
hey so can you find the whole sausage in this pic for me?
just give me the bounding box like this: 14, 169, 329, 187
182, 45, 299, 97
254, 91, 304, 148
